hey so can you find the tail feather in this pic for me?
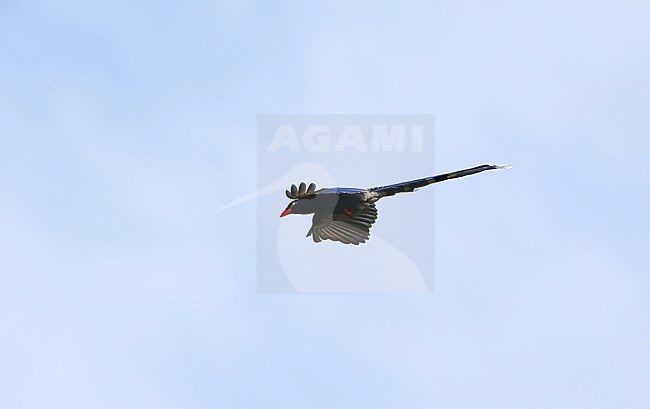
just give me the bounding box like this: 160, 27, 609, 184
369, 164, 510, 198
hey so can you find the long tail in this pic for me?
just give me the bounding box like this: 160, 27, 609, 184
368, 164, 511, 198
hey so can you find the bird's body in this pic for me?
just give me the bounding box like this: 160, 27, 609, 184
280, 164, 510, 245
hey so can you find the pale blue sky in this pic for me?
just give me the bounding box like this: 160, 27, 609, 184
2, 1, 650, 407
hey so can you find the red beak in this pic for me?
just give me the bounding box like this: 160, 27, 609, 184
280, 207, 292, 217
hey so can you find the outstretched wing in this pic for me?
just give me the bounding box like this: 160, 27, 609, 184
307, 203, 378, 245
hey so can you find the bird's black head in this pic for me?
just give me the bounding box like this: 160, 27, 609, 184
280, 182, 317, 217
280, 199, 298, 217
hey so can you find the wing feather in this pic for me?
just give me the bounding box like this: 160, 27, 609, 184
328, 223, 359, 243
308, 203, 377, 245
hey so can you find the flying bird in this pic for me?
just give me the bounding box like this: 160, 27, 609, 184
280, 164, 510, 245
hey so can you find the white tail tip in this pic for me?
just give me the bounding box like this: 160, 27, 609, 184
495, 164, 512, 170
